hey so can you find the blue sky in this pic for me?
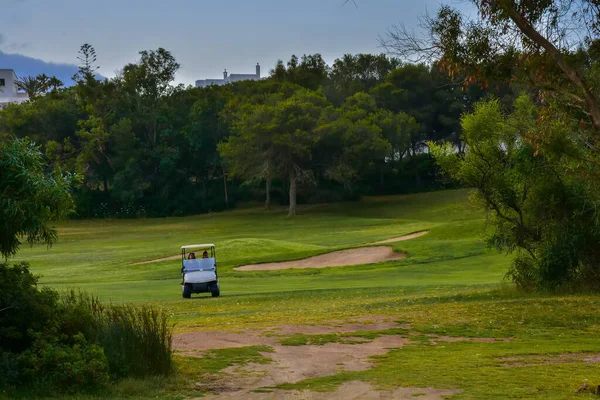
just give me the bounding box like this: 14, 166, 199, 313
1, 0, 472, 85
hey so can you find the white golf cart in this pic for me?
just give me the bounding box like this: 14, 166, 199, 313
181, 244, 220, 298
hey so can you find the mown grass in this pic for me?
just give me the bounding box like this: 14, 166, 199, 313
11, 188, 600, 398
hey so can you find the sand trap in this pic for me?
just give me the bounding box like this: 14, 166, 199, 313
234, 246, 405, 271
134, 231, 427, 266
372, 231, 429, 244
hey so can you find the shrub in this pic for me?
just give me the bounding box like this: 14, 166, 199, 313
17, 333, 109, 391
0, 262, 60, 353
0, 262, 174, 395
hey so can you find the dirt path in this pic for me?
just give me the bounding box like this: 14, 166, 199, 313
372, 231, 429, 244
175, 321, 462, 399
234, 246, 405, 271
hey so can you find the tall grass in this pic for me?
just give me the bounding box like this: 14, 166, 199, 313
100, 305, 173, 377
60, 290, 173, 379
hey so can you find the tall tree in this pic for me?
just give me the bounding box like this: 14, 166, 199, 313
222, 88, 328, 215
315, 93, 393, 189
74, 43, 99, 82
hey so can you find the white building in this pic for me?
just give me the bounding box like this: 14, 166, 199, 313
0, 69, 29, 109
196, 63, 261, 88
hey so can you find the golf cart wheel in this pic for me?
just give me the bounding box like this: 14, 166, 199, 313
182, 284, 192, 299
211, 284, 220, 298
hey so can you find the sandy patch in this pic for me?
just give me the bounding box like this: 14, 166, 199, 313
178, 322, 460, 399
195, 337, 411, 399
372, 231, 430, 244
234, 246, 405, 271
174, 319, 406, 354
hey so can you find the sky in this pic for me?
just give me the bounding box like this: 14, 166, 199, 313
0, 0, 472, 86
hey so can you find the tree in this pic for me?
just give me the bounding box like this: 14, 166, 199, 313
74, 43, 99, 83
15, 75, 45, 99
0, 137, 77, 258
219, 99, 279, 210
48, 76, 64, 92
121, 48, 181, 148
271, 54, 329, 91
381, 0, 600, 133
327, 53, 400, 103
431, 95, 600, 290
316, 93, 394, 189
222, 88, 329, 215
378, 0, 600, 289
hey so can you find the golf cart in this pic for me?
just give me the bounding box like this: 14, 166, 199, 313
181, 244, 220, 298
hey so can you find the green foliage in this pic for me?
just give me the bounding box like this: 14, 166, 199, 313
0, 262, 60, 353
1, 47, 508, 217
0, 262, 173, 395
431, 95, 600, 290
0, 137, 77, 258
17, 334, 109, 392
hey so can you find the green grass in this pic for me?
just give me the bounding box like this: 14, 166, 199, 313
278, 328, 410, 346
10, 188, 600, 398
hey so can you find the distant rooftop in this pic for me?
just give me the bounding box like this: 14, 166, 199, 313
196, 63, 261, 88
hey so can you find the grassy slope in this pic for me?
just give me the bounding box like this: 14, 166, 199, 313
16, 189, 502, 302
12, 188, 600, 399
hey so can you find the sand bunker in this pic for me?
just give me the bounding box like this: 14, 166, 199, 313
372, 231, 429, 244
134, 231, 428, 266
234, 246, 405, 271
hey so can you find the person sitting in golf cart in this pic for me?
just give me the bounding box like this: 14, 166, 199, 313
202, 251, 208, 258
181, 252, 196, 283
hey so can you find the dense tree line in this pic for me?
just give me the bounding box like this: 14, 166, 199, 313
0, 46, 508, 217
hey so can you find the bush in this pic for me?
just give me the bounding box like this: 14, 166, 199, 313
0, 261, 60, 353
0, 262, 174, 395
17, 333, 109, 391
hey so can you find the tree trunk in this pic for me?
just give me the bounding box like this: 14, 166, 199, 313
501, 0, 600, 131
265, 176, 272, 210
222, 168, 229, 206
103, 176, 109, 194
288, 169, 297, 217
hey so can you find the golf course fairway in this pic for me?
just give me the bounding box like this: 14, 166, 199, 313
12, 189, 600, 399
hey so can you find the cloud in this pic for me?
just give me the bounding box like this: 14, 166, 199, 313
0, 50, 79, 85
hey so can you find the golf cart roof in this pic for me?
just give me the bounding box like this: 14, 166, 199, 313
181, 244, 215, 250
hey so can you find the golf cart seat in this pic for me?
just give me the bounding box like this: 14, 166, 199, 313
183, 258, 216, 283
